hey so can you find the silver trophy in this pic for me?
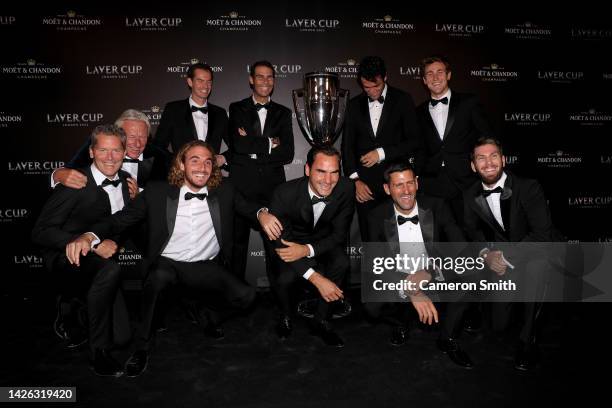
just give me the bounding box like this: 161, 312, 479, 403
292, 72, 349, 147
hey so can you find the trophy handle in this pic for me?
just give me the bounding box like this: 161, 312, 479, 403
334, 89, 350, 136
292, 89, 313, 144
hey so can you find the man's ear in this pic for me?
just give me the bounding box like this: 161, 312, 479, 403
305, 163, 310, 177
383, 183, 390, 196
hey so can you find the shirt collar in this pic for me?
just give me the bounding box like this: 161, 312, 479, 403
368, 84, 388, 105
430, 88, 451, 105
91, 163, 119, 186
482, 171, 507, 191
307, 183, 326, 201
394, 201, 419, 219
189, 96, 208, 109
180, 184, 209, 197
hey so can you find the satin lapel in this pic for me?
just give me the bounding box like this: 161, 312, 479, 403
473, 193, 505, 235
383, 203, 400, 254
138, 156, 154, 185
207, 189, 222, 245
443, 94, 458, 140
376, 92, 393, 138
501, 174, 514, 234
299, 181, 314, 228
119, 175, 130, 205
418, 205, 435, 244
262, 104, 279, 139
184, 104, 198, 140
85, 168, 111, 214
359, 95, 376, 140
425, 107, 442, 141
165, 187, 180, 244
248, 103, 263, 138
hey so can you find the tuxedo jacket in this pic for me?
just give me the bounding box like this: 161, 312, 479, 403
463, 171, 553, 244
32, 167, 131, 271
416, 91, 492, 194
228, 97, 294, 200
154, 98, 229, 157
367, 195, 469, 290
89, 179, 259, 269
269, 177, 355, 276
66, 142, 169, 188
341, 85, 421, 196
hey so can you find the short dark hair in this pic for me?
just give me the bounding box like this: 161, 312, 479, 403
249, 60, 275, 78
421, 54, 451, 77
90, 124, 126, 149
358, 56, 387, 82
471, 137, 503, 160
306, 145, 341, 167
383, 160, 415, 183
187, 63, 214, 81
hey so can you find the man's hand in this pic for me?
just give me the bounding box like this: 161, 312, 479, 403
483, 250, 508, 276
271, 137, 280, 149
54, 168, 87, 189
238, 127, 247, 137
275, 239, 309, 262
360, 150, 380, 168
92, 239, 118, 259
409, 294, 439, 325
215, 154, 227, 167
258, 209, 283, 240
355, 179, 374, 203
309, 271, 344, 302
126, 177, 139, 199
66, 233, 96, 266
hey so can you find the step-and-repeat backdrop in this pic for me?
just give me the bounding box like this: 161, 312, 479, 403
2, 5, 611, 292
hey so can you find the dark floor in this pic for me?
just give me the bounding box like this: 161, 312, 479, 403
0, 289, 602, 407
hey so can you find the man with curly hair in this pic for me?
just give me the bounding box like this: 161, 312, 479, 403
66, 140, 280, 377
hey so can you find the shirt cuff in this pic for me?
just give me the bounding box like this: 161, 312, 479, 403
303, 268, 315, 280
306, 244, 315, 258
376, 147, 385, 163
88, 232, 101, 249
257, 207, 269, 219
50, 169, 60, 188
349, 172, 359, 180
268, 138, 272, 154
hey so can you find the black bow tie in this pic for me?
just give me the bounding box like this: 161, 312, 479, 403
368, 95, 385, 104
191, 105, 208, 114
123, 158, 140, 163
311, 195, 330, 205
101, 178, 121, 188
397, 214, 419, 225
255, 102, 270, 111
430, 97, 448, 106
184, 192, 207, 201
482, 186, 503, 197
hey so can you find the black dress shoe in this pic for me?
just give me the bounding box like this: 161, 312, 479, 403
311, 320, 344, 348
125, 350, 149, 377
203, 323, 225, 340
514, 342, 538, 371
90, 349, 124, 377
54, 297, 69, 340
463, 310, 482, 334
437, 338, 474, 368
390, 326, 409, 346
276, 315, 293, 339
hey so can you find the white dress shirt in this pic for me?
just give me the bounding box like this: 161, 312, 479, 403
483, 171, 507, 230
90, 164, 125, 215
302, 184, 330, 280
249, 96, 273, 159
161, 185, 220, 262
429, 88, 451, 141
189, 96, 209, 142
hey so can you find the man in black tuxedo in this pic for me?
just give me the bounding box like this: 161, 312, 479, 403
341, 56, 421, 241
260, 146, 354, 347
228, 60, 294, 280
464, 137, 553, 370
416, 55, 492, 223
51, 109, 170, 195
154, 62, 229, 167
365, 160, 473, 368
32, 125, 132, 377
67, 140, 278, 377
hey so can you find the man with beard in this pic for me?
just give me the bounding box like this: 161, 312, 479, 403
66, 140, 279, 377
464, 137, 553, 370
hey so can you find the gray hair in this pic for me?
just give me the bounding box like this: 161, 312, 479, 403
114, 109, 151, 134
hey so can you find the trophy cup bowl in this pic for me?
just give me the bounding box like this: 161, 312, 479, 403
292, 72, 349, 147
